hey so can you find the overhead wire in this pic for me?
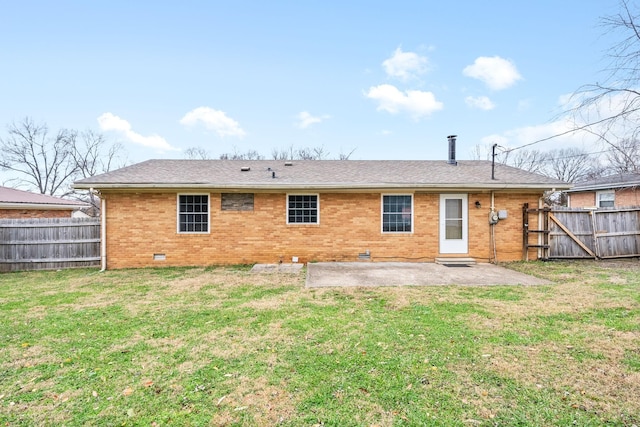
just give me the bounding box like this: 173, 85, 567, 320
498, 114, 620, 154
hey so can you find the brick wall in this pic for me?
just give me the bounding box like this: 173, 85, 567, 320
102, 190, 543, 268
614, 188, 640, 207
0, 209, 72, 219
568, 192, 595, 208
569, 188, 640, 208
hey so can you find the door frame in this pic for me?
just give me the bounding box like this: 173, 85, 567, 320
439, 193, 468, 254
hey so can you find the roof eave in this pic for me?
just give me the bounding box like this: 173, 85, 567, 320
566, 182, 640, 192
0, 202, 89, 210
74, 182, 570, 191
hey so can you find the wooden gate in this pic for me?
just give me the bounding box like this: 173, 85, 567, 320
523, 204, 640, 259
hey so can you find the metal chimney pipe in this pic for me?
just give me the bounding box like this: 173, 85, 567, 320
447, 135, 457, 165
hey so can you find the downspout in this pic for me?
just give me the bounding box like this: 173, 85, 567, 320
100, 196, 107, 271
538, 196, 545, 260
490, 191, 497, 263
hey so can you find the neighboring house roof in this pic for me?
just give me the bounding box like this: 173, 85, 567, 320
74, 159, 570, 191
566, 173, 640, 193
0, 186, 88, 210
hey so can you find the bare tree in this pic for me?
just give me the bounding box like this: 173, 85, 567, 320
571, 1, 640, 162
337, 147, 357, 160
70, 130, 125, 179
606, 137, 640, 173
271, 145, 332, 160
68, 130, 126, 213
271, 145, 295, 160
0, 118, 78, 195
0, 118, 125, 205
543, 147, 601, 182
499, 149, 549, 175
191, 145, 352, 161
469, 144, 492, 161
184, 146, 212, 160
219, 147, 264, 160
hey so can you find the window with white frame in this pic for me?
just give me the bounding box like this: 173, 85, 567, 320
597, 191, 615, 208
287, 194, 318, 224
382, 194, 413, 233
178, 194, 209, 233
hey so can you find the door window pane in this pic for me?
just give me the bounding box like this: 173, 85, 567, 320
445, 199, 463, 240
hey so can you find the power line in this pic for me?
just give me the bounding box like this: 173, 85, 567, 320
496, 148, 610, 162
500, 115, 619, 154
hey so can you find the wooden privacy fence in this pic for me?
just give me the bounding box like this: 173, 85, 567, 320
0, 217, 100, 272
524, 204, 640, 260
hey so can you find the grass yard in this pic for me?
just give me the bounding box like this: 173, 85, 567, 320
1, 261, 639, 426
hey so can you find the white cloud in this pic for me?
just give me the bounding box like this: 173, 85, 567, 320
479, 91, 640, 159
480, 118, 594, 153
465, 95, 495, 111
97, 113, 178, 151
296, 111, 330, 129
463, 56, 522, 90
489, 91, 640, 149
180, 107, 246, 138
365, 84, 443, 119
382, 47, 428, 80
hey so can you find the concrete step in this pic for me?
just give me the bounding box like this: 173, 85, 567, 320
435, 257, 477, 266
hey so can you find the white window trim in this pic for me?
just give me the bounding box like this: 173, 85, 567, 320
381, 193, 414, 234
286, 193, 320, 225
596, 190, 615, 208
177, 193, 211, 234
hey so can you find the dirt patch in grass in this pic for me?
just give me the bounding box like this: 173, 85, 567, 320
485, 323, 640, 418
238, 290, 299, 310
212, 376, 297, 425
2, 344, 58, 370
461, 281, 631, 325
194, 321, 295, 361
24, 304, 49, 320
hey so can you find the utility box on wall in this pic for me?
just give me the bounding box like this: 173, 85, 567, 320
498, 210, 508, 220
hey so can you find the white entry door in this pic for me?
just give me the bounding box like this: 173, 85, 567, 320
439, 194, 468, 254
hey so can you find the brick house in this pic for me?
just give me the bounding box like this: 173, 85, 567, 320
74, 157, 570, 270
0, 186, 88, 219
566, 173, 640, 208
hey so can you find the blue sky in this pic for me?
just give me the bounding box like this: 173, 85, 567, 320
0, 1, 621, 163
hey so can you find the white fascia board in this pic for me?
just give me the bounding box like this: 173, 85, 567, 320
74, 182, 571, 192
566, 182, 640, 192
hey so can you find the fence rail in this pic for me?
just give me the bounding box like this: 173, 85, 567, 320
0, 217, 100, 272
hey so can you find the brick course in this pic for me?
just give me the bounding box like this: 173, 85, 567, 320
0, 209, 72, 219
102, 190, 544, 269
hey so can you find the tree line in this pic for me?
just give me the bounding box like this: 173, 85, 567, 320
185, 145, 355, 161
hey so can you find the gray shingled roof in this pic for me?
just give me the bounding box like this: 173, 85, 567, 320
74, 159, 570, 191
0, 186, 87, 207
566, 173, 640, 192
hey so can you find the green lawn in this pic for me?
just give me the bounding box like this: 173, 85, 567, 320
1, 261, 639, 426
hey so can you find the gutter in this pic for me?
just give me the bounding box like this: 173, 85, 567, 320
565, 182, 640, 193
74, 182, 572, 192
0, 202, 90, 210
100, 197, 107, 271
